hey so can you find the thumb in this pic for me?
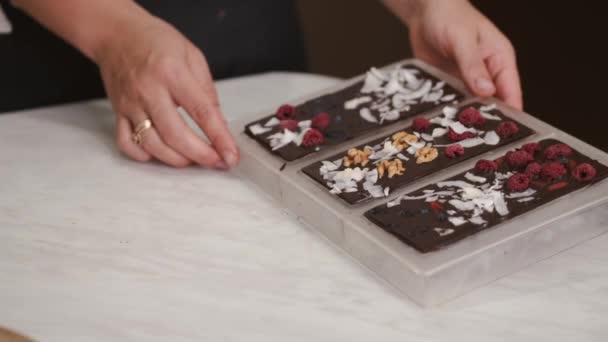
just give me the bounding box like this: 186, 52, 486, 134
452, 37, 496, 97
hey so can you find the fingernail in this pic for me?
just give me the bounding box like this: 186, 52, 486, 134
475, 78, 495, 94
223, 150, 238, 167
214, 160, 229, 170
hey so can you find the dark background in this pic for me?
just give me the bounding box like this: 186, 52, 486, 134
297, 1, 607, 151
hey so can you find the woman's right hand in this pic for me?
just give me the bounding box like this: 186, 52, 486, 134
95, 15, 239, 168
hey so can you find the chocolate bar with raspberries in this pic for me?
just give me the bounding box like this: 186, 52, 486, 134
245, 64, 464, 161
364, 139, 608, 253
302, 103, 534, 204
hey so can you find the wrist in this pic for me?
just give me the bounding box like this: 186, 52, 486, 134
384, 0, 470, 26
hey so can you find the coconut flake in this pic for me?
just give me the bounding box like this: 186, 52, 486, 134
518, 197, 535, 203
320, 161, 340, 174
434, 227, 455, 236
493, 192, 509, 216
469, 216, 487, 225
360, 108, 379, 124
268, 129, 296, 150
506, 189, 537, 199
401, 80, 432, 100
298, 120, 311, 129
361, 69, 386, 93
464, 172, 487, 183
432, 127, 448, 138
458, 137, 486, 148
433, 81, 446, 91
449, 121, 477, 135
384, 187, 390, 196
441, 94, 457, 102
396, 153, 410, 161
344, 96, 373, 110
448, 216, 467, 226
484, 131, 500, 145
421, 133, 434, 141
442, 106, 458, 118
438, 180, 475, 189
480, 104, 497, 112
379, 110, 400, 124
249, 124, 272, 136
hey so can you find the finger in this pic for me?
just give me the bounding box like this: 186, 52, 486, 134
486, 52, 524, 110
129, 111, 191, 168
116, 115, 152, 162
451, 34, 497, 97
142, 86, 226, 168
179, 52, 239, 167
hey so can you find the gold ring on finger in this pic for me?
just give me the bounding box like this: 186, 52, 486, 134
131, 118, 153, 145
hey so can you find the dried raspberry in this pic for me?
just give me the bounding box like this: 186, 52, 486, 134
275, 104, 295, 120
507, 173, 531, 192
412, 117, 431, 132
474, 159, 498, 173
279, 119, 298, 131
522, 142, 541, 156
506, 150, 534, 169
541, 162, 567, 182
548, 181, 569, 191
496, 121, 520, 138
572, 163, 597, 182
311, 112, 331, 130
302, 128, 324, 147
458, 107, 486, 127
447, 129, 476, 141
445, 144, 465, 158
543, 143, 573, 160
525, 162, 542, 179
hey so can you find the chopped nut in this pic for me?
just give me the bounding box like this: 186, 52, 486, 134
376, 159, 405, 179
416, 147, 439, 164
392, 131, 418, 152
343, 147, 372, 167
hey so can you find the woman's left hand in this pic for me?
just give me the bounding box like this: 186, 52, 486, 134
385, 0, 523, 110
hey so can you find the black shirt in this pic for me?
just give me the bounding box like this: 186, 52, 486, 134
0, 0, 306, 113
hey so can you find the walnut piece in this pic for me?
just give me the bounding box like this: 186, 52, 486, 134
377, 159, 405, 179
343, 147, 372, 167
391, 131, 418, 152
415, 147, 439, 164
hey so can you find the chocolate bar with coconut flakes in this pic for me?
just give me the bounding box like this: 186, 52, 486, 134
302, 103, 534, 205
364, 139, 608, 253
244, 64, 464, 162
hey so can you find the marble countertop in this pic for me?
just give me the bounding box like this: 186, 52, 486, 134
0, 72, 606, 342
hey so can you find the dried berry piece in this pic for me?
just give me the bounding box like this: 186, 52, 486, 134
548, 181, 569, 191
458, 107, 486, 127
279, 119, 298, 131
506, 150, 534, 169
275, 104, 295, 120
445, 144, 465, 158
311, 112, 331, 130
522, 142, 541, 156
447, 129, 476, 141
541, 162, 567, 182
302, 128, 324, 147
525, 162, 542, 179
412, 117, 431, 132
496, 121, 520, 138
544, 143, 573, 160
572, 163, 597, 182
474, 159, 498, 173
507, 173, 531, 192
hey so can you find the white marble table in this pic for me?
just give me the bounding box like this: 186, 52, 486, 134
1, 73, 607, 342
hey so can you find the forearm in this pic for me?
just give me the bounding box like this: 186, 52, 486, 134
381, 0, 469, 25
12, 0, 152, 62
